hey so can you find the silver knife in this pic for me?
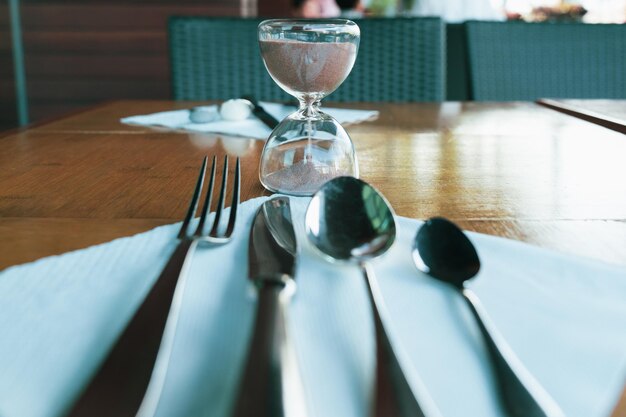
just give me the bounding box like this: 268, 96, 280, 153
230, 197, 308, 417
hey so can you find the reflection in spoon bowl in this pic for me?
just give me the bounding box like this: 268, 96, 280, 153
305, 176, 441, 417
305, 177, 395, 262
413, 217, 564, 417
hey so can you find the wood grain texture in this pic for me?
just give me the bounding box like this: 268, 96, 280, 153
0, 4, 239, 30
258, 0, 292, 17
1, 100, 625, 416
2, 100, 625, 254
0, 1, 242, 130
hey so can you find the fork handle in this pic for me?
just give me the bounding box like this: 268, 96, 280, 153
230, 282, 308, 417
66, 239, 196, 417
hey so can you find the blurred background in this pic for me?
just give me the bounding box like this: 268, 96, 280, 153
1, 0, 625, 131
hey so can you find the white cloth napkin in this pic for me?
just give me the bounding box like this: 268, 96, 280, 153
120, 102, 379, 140
1, 196, 625, 417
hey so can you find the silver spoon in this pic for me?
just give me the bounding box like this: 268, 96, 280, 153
412, 217, 565, 417
305, 176, 441, 417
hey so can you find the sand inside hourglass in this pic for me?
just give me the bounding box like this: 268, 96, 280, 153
262, 137, 353, 195
259, 39, 357, 96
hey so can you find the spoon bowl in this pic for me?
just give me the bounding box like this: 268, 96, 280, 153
305, 176, 395, 263
412, 217, 480, 288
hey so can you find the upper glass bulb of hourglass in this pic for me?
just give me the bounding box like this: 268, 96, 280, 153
259, 20, 359, 101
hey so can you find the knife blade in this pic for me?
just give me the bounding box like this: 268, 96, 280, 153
230, 196, 308, 417
241, 95, 279, 130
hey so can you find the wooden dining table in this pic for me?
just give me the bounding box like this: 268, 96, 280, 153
1, 99, 625, 416
537, 99, 626, 134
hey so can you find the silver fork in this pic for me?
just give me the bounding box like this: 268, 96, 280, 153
67, 155, 241, 417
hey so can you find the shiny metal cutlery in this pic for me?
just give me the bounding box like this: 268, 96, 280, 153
241, 95, 279, 129
67, 155, 240, 417
230, 196, 308, 417
305, 177, 442, 417
413, 217, 564, 417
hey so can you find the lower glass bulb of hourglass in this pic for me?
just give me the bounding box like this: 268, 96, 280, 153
259, 110, 358, 196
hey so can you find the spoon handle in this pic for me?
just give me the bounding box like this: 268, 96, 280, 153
362, 263, 442, 417
462, 288, 565, 417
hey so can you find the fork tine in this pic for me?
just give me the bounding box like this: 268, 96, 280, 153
224, 157, 240, 237
177, 156, 208, 239
193, 155, 217, 237
209, 156, 229, 237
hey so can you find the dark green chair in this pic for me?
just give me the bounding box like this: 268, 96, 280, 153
169, 17, 284, 102
168, 17, 445, 102
445, 23, 471, 101
465, 21, 626, 101
334, 17, 445, 102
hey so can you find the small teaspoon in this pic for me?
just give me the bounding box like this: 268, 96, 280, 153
412, 217, 565, 417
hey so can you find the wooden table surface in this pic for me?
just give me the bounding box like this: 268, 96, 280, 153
1, 100, 626, 415
537, 99, 626, 134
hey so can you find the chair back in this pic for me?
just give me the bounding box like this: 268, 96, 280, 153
335, 17, 445, 102
169, 17, 445, 102
466, 21, 626, 101
169, 17, 286, 102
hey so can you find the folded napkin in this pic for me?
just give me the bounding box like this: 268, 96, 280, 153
121, 102, 379, 140
1, 197, 625, 417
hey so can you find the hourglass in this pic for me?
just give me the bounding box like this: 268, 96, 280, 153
258, 19, 360, 196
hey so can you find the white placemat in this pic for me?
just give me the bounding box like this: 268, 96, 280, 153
121, 102, 379, 140
0, 196, 625, 417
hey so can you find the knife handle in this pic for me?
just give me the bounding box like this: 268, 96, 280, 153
230, 282, 308, 417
